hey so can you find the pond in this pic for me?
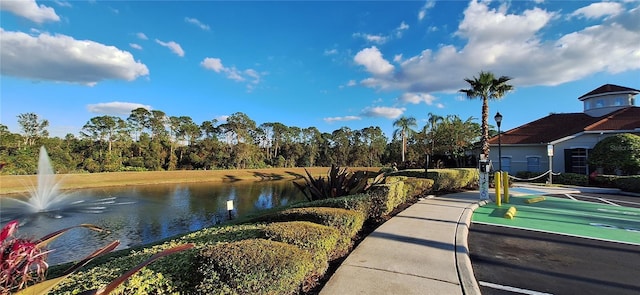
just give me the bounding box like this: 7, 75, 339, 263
0, 180, 307, 265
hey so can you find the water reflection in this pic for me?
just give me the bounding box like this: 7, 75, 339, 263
0, 180, 306, 265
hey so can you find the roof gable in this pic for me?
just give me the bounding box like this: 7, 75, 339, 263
578, 84, 640, 101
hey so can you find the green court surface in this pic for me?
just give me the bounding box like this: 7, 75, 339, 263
472, 195, 640, 245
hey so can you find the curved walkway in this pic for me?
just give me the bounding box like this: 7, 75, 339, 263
320, 191, 483, 295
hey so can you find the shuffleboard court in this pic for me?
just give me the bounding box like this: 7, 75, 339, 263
472, 195, 640, 245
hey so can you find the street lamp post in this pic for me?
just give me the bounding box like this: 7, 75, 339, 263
494, 112, 503, 171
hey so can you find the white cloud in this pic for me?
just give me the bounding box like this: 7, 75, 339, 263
0, 0, 60, 23
129, 43, 142, 50
155, 39, 184, 57
201, 57, 262, 89
347, 80, 356, 86
245, 69, 261, 84
54, 1, 72, 8
185, 17, 210, 31
226, 67, 245, 82
418, 0, 436, 21
395, 21, 409, 38
201, 57, 225, 72
324, 48, 338, 55
398, 92, 437, 105
353, 32, 388, 44
354, 46, 394, 76
324, 116, 362, 123
0, 29, 149, 86
215, 115, 229, 123
361, 106, 405, 119
356, 0, 640, 93
571, 2, 623, 19
136, 32, 148, 40
87, 102, 152, 115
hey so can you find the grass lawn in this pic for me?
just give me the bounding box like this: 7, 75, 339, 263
0, 167, 383, 195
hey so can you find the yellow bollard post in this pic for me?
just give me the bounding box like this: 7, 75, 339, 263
502, 171, 509, 203
494, 171, 501, 206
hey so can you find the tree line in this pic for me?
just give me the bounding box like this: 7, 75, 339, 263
0, 110, 488, 175
1, 71, 512, 175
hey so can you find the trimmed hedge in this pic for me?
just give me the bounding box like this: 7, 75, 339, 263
263, 221, 340, 276
427, 168, 478, 191
614, 176, 640, 193
52, 240, 198, 294
247, 207, 365, 255
554, 173, 588, 186
197, 239, 314, 295
291, 193, 376, 219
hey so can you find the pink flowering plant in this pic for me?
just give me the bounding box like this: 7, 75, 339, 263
1, 219, 193, 295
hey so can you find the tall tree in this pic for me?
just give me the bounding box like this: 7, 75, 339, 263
17, 113, 49, 146
459, 71, 513, 159
220, 112, 256, 144
361, 126, 387, 167
200, 119, 220, 139
301, 127, 322, 166
437, 115, 480, 167
80, 115, 126, 154
149, 110, 168, 140
127, 108, 151, 141
427, 112, 444, 155
393, 116, 417, 163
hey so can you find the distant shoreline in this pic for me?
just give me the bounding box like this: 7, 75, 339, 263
0, 167, 382, 195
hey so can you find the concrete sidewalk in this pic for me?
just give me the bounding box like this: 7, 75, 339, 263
319, 191, 484, 295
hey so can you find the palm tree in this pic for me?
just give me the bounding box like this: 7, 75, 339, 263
459, 71, 513, 159
427, 112, 444, 155
393, 116, 417, 163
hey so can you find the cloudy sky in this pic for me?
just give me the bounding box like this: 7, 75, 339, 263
1, 0, 639, 139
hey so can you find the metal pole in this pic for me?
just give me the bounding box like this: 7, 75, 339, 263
547, 144, 553, 185
498, 126, 502, 171
548, 154, 553, 185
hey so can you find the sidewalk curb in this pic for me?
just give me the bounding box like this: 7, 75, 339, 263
455, 199, 488, 295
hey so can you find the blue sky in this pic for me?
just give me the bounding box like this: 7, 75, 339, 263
1, 0, 639, 140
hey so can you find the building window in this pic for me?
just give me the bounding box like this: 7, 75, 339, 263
527, 157, 541, 172
568, 148, 588, 175
595, 99, 604, 108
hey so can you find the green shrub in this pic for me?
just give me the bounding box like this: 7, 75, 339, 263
248, 207, 365, 255
613, 175, 640, 193
361, 176, 434, 216
52, 241, 197, 294
263, 221, 340, 279
589, 133, 640, 175
177, 224, 265, 246
51, 225, 266, 294
291, 193, 378, 220
197, 239, 314, 295
387, 169, 428, 178
554, 173, 588, 186
427, 168, 478, 191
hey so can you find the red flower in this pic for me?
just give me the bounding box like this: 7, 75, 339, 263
0, 220, 18, 244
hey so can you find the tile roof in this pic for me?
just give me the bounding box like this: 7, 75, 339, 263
578, 84, 640, 101
489, 106, 640, 145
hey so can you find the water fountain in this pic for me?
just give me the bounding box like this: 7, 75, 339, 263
1, 146, 113, 221
26, 146, 68, 212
